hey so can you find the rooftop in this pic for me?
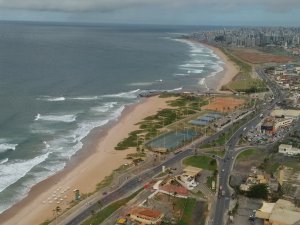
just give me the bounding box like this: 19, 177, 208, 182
130, 207, 162, 219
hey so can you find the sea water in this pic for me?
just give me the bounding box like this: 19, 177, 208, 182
0, 22, 224, 213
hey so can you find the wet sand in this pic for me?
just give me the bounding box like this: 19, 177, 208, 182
0, 95, 173, 225
203, 43, 239, 92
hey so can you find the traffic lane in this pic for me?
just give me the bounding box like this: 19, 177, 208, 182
66, 149, 194, 225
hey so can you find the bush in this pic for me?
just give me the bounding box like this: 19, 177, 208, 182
247, 184, 268, 199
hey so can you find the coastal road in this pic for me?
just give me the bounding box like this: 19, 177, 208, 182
212, 67, 285, 225
60, 148, 194, 225
58, 114, 251, 225
60, 67, 283, 225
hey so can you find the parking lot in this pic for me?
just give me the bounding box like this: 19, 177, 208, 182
246, 123, 291, 145
232, 196, 263, 225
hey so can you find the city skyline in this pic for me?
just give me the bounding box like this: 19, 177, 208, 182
0, 0, 300, 26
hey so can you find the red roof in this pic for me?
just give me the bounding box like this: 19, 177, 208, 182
160, 184, 188, 196
130, 207, 162, 219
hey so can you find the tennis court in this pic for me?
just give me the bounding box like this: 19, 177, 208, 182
146, 130, 198, 150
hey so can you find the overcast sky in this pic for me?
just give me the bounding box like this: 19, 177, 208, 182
0, 0, 299, 26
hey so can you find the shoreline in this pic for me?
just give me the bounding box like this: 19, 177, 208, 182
202, 43, 239, 92
186, 39, 239, 92
0, 38, 239, 225
0, 95, 173, 225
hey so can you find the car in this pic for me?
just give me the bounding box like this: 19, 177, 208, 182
222, 169, 225, 172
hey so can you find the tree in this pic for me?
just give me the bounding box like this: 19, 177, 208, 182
247, 184, 268, 199
53, 206, 62, 225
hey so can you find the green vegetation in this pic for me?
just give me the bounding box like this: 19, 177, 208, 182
115, 94, 208, 150
247, 184, 268, 199
202, 123, 240, 148
221, 48, 251, 75
207, 149, 225, 158
178, 198, 198, 225
96, 174, 114, 191
237, 148, 258, 161
227, 78, 267, 93
115, 130, 144, 150
206, 176, 215, 191
81, 190, 142, 225
221, 48, 267, 93
259, 156, 280, 174
126, 152, 146, 159
183, 155, 217, 171
39, 221, 51, 225
229, 202, 239, 216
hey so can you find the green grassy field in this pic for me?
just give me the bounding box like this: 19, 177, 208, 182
220, 48, 267, 93
236, 148, 258, 161
115, 94, 207, 150
178, 198, 198, 225
81, 190, 142, 225
183, 155, 217, 171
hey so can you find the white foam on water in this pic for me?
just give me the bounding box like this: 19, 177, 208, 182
54, 105, 126, 159
168, 87, 183, 92
128, 82, 154, 86
207, 64, 224, 78
69, 96, 98, 101
102, 89, 140, 99
0, 158, 8, 164
37, 96, 66, 102
0, 152, 50, 193
180, 63, 205, 68
43, 141, 50, 149
188, 69, 203, 74
34, 113, 77, 123
0, 143, 18, 153
198, 78, 209, 91
90, 102, 118, 113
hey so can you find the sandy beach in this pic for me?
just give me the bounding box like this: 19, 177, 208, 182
0, 95, 173, 225
197, 42, 239, 92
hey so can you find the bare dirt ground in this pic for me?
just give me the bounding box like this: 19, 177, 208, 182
201, 97, 245, 112
231, 48, 291, 64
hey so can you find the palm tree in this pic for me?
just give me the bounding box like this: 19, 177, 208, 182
172, 192, 178, 211
53, 206, 62, 225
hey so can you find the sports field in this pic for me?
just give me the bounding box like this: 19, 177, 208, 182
201, 97, 245, 112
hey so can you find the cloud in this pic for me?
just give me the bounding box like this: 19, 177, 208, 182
0, 0, 299, 13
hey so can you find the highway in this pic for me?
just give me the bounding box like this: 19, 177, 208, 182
60, 68, 284, 225
212, 67, 285, 225
59, 111, 255, 225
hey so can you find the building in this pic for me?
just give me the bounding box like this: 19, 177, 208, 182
183, 166, 203, 179
129, 207, 164, 225
256, 199, 300, 225
261, 117, 275, 135
279, 144, 300, 156
274, 118, 294, 131
271, 109, 300, 119
240, 173, 268, 192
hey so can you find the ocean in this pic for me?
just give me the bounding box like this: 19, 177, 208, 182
0, 22, 224, 213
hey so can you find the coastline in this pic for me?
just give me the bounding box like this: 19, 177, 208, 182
186, 38, 239, 92
202, 43, 239, 92
0, 95, 173, 225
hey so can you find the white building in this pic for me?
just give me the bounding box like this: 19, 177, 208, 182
279, 144, 300, 156
271, 109, 300, 119
274, 118, 294, 130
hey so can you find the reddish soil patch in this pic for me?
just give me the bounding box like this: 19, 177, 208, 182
232, 49, 291, 64
202, 97, 245, 112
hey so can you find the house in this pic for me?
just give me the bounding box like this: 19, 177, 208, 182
256, 199, 300, 225
152, 178, 189, 198
129, 207, 164, 225
183, 166, 202, 179
279, 144, 300, 156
